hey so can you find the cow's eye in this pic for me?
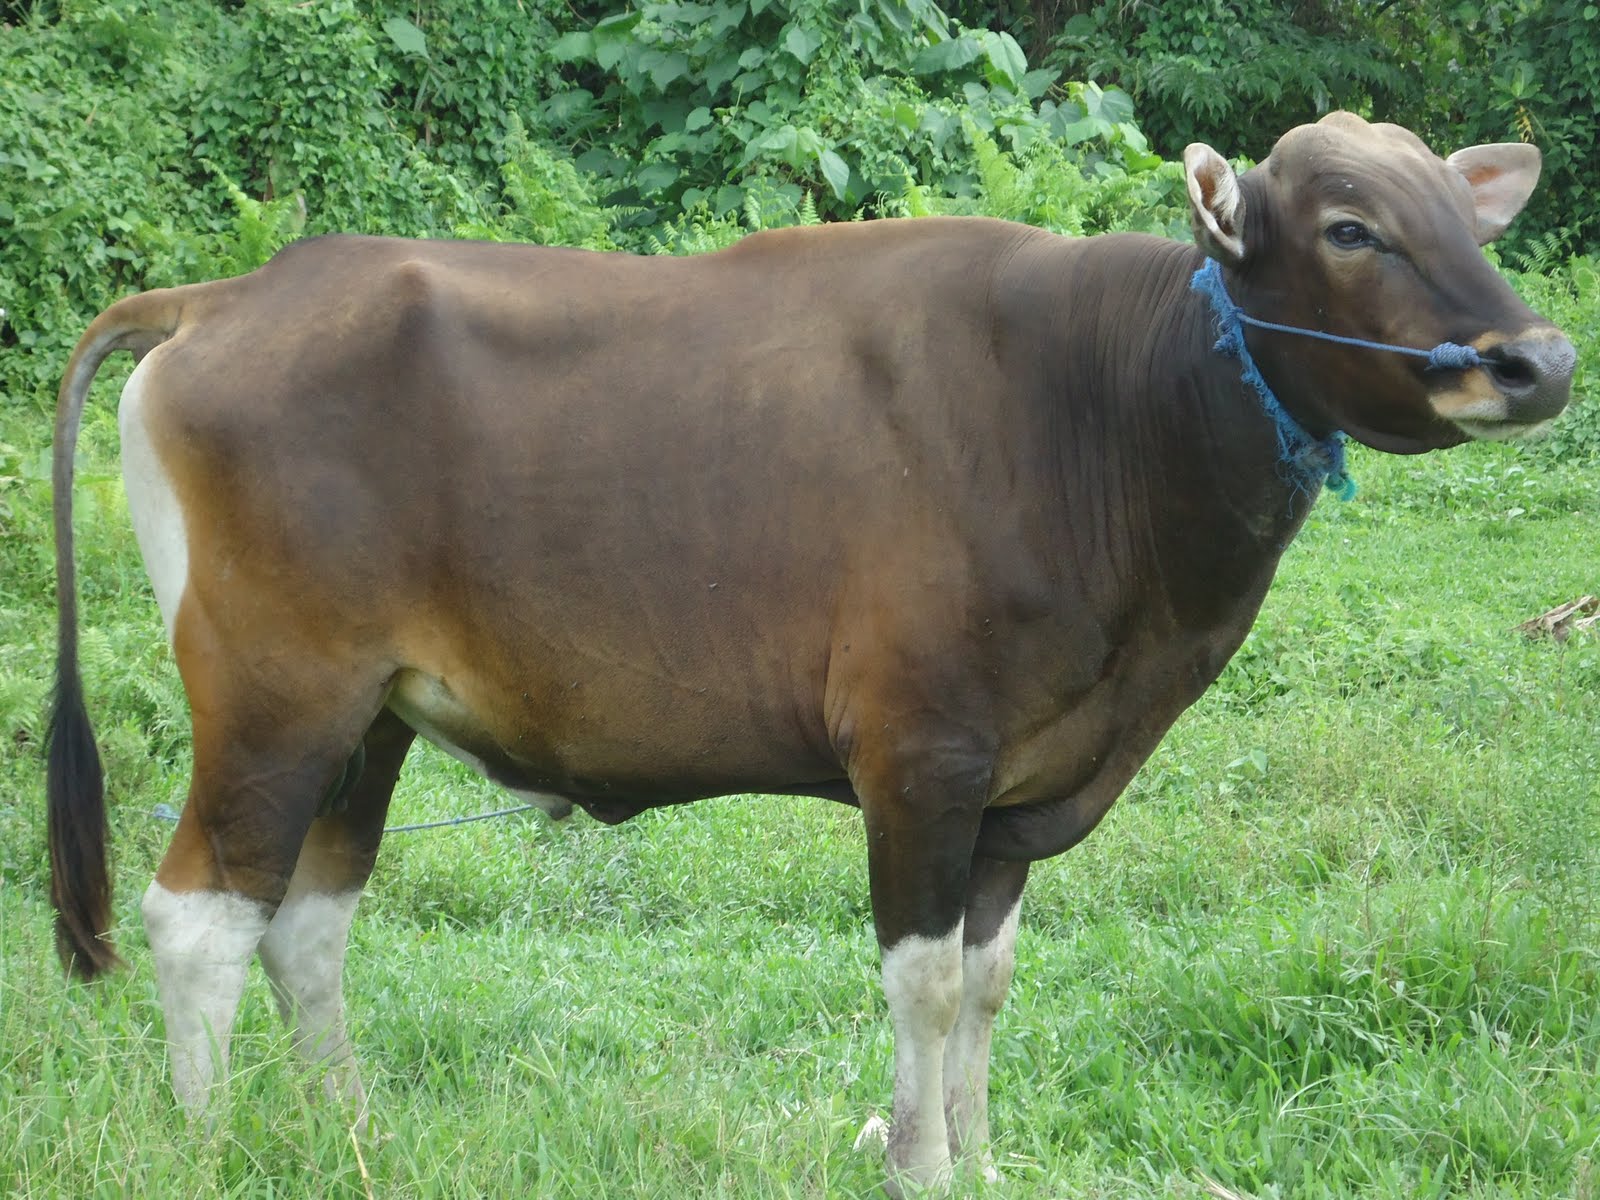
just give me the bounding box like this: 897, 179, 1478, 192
1327, 221, 1373, 249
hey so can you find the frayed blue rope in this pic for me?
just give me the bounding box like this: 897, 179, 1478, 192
1191, 259, 1357, 500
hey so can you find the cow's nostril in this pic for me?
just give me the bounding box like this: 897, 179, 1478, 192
1483, 352, 1538, 395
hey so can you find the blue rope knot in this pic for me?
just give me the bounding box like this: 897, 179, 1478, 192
1427, 341, 1482, 371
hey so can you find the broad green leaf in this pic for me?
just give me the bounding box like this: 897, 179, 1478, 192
594, 11, 644, 34
1059, 115, 1101, 145
648, 51, 690, 90
1021, 66, 1058, 99
740, 125, 797, 168
549, 31, 594, 63
644, 97, 693, 133
705, 53, 743, 92
1116, 122, 1149, 154
594, 11, 644, 70
783, 26, 823, 65
1083, 83, 1135, 126
635, 161, 680, 195
685, 106, 713, 132
912, 35, 983, 76
981, 31, 1026, 91
817, 148, 849, 199
381, 16, 428, 60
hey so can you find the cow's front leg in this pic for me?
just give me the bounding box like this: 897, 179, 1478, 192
856, 740, 991, 1197
943, 855, 1028, 1175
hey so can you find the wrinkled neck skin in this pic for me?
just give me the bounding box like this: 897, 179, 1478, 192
995, 232, 1319, 636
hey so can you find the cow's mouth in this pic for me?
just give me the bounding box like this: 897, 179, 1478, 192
1448, 415, 1560, 443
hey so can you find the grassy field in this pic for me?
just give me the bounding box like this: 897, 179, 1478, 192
1, 383, 1597, 1197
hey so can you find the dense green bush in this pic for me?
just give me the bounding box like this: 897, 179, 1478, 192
1046, 0, 1406, 159
190, 0, 472, 237
1386, 0, 1600, 265
0, 0, 1586, 425
0, 1, 224, 398
1036, 0, 1600, 260
0, 0, 1185, 413
540, 0, 1176, 235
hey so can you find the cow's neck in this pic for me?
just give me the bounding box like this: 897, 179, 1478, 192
1188, 257, 1355, 500
1002, 233, 1321, 630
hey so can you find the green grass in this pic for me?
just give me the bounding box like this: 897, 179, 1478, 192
2, 387, 1598, 1196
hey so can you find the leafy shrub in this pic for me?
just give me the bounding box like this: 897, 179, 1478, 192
451, 117, 616, 250
543, 0, 1173, 240
359, 0, 566, 173
0, 0, 230, 400
1047, 0, 1405, 159
1377, 0, 1600, 262
1039, 1, 1600, 258
189, 0, 475, 238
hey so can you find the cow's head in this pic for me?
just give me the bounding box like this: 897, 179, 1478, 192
1183, 112, 1573, 452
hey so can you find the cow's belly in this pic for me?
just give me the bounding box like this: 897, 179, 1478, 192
385, 662, 842, 819
387, 671, 575, 818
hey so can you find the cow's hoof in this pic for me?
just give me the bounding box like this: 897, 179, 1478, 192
881, 1162, 954, 1199
882, 1149, 954, 1197
854, 1113, 890, 1151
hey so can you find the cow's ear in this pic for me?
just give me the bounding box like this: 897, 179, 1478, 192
1184, 144, 1246, 265
1445, 143, 1542, 244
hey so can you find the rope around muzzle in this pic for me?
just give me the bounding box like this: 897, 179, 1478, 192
1190, 258, 1485, 500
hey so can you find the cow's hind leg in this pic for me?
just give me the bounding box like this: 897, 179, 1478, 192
143, 641, 391, 1119
257, 708, 415, 1124
942, 855, 1028, 1176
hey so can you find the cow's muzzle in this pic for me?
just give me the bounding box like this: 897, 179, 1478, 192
1435, 327, 1576, 439
1478, 328, 1576, 424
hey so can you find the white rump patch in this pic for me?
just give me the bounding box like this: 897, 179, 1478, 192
119, 357, 189, 642
141, 883, 272, 1114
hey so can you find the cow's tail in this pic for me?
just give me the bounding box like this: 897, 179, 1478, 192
49, 289, 185, 980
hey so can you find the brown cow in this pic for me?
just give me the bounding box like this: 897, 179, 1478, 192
48, 113, 1572, 1193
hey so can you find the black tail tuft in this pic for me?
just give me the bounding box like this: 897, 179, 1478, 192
46, 656, 120, 980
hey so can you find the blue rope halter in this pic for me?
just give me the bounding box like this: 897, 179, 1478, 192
1189, 258, 1484, 501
